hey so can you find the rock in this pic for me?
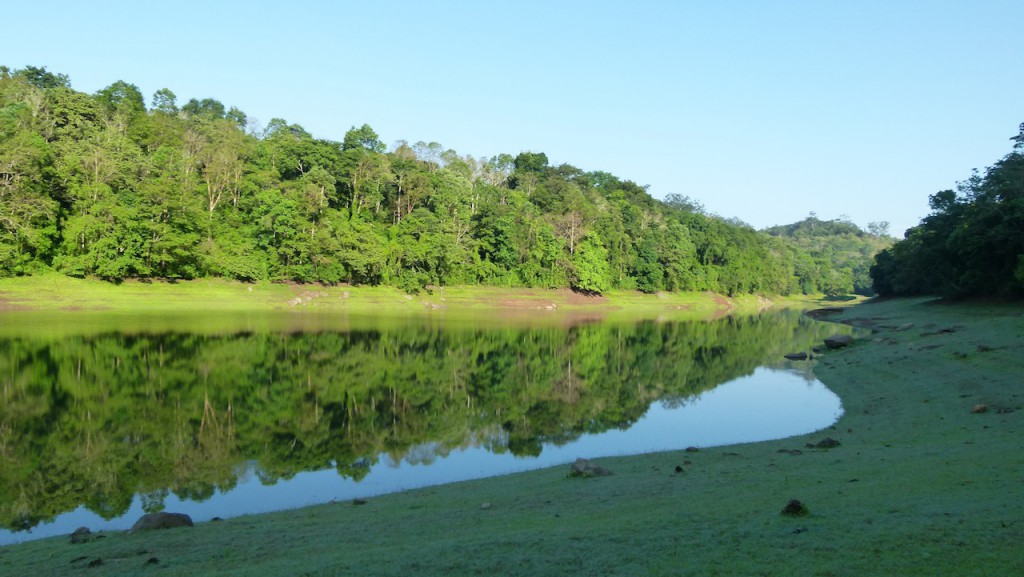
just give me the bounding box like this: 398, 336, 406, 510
781, 499, 810, 517
480, 502, 492, 510
685, 446, 700, 453
674, 465, 684, 473
130, 512, 193, 532
69, 527, 93, 544
971, 404, 988, 414
784, 352, 809, 361
352, 498, 368, 505
569, 458, 613, 478
824, 334, 854, 349
806, 437, 841, 449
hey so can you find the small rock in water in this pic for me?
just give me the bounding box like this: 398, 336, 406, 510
971, 404, 988, 414
784, 352, 809, 361
480, 502, 492, 510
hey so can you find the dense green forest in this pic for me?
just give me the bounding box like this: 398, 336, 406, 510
0, 310, 846, 531
0, 66, 890, 295
871, 124, 1024, 298
764, 216, 892, 296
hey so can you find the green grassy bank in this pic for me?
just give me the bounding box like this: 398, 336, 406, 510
2, 296, 1021, 576
0, 273, 778, 314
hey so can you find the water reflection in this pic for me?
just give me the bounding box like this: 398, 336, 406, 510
0, 310, 849, 544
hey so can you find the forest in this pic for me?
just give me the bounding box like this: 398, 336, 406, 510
0, 66, 891, 296
870, 124, 1024, 298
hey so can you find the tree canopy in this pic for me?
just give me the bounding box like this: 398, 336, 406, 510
870, 125, 1024, 298
0, 65, 887, 296
764, 215, 893, 296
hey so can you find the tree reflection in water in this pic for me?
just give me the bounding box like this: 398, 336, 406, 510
0, 309, 851, 536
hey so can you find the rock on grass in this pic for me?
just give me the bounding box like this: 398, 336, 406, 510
130, 512, 193, 532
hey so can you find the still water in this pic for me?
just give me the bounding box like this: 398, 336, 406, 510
0, 310, 847, 545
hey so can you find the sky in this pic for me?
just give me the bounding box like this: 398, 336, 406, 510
3, 1, 1022, 237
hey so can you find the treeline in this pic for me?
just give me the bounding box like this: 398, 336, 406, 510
0, 66, 888, 295
871, 124, 1024, 298
764, 216, 893, 296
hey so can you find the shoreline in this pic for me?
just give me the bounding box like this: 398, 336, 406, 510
2, 297, 1021, 575
0, 273, 792, 314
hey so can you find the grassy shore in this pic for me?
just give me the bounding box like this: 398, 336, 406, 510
0, 274, 798, 338
0, 272, 781, 316
1, 295, 1022, 576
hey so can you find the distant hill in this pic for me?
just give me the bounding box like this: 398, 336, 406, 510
764, 216, 894, 296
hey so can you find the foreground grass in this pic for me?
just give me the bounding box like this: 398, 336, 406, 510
3, 297, 1021, 576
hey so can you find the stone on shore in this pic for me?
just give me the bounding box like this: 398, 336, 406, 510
824, 334, 854, 349
569, 458, 613, 478
130, 512, 194, 532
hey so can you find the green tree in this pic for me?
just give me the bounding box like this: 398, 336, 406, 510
342, 124, 385, 153
571, 231, 611, 294
95, 81, 146, 116
871, 128, 1024, 298
182, 98, 226, 119
14, 65, 70, 89
151, 88, 178, 114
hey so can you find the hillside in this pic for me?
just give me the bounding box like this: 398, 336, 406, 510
764, 216, 893, 296
2, 65, 881, 296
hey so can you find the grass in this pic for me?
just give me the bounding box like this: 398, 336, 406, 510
2, 292, 1020, 575
0, 273, 782, 315
0, 274, 828, 337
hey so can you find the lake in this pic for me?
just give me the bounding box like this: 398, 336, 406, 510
0, 309, 849, 544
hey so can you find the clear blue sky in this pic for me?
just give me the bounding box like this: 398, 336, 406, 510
4, 1, 1021, 236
